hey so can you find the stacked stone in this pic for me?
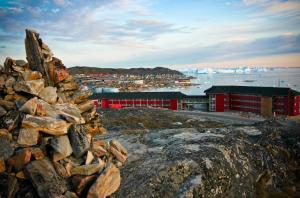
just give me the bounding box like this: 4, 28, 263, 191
0, 29, 127, 198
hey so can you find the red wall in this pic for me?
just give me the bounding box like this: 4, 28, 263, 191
215, 94, 225, 112
101, 99, 109, 108
291, 96, 299, 116
93, 100, 99, 108
170, 99, 178, 110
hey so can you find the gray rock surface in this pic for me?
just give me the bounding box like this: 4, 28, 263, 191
97, 116, 300, 198
68, 124, 90, 158
25, 158, 68, 198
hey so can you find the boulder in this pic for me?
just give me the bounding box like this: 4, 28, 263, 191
0, 105, 7, 117
70, 159, 104, 176
110, 140, 127, 156
0, 110, 20, 131
22, 70, 42, 81
72, 175, 97, 196
15, 60, 27, 67
0, 135, 14, 160
58, 81, 79, 91
108, 146, 127, 164
14, 79, 44, 95
7, 175, 19, 198
0, 99, 15, 110
5, 76, 16, 94
13, 93, 28, 108
68, 125, 90, 158
19, 97, 38, 115
25, 158, 68, 198
87, 163, 121, 198
36, 99, 59, 118
49, 135, 73, 161
53, 161, 69, 178
31, 147, 45, 160
22, 114, 70, 135
72, 90, 92, 104
17, 128, 39, 146
54, 103, 85, 124
78, 101, 94, 113
38, 86, 57, 104
7, 148, 32, 171
0, 157, 5, 173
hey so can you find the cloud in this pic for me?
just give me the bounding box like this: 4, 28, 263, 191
243, 0, 300, 16
114, 33, 300, 66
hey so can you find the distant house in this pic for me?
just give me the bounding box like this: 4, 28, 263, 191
175, 79, 191, 85
205, 86, 300, 117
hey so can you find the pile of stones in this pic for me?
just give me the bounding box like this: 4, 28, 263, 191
0, 29, 127, 198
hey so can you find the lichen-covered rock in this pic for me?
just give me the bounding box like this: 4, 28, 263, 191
87, 163, 121, 198
8, 148, 32, 171
19, 97, 38, 115
106, 120, 300, 198
22, 114, 70, 135
38, 86, 57, 104
0, 110, 20, 131
0, 136, 14, 160
68, 124, 90, 158
54, 103, 85, 124
14, 79, 44, 96
25, 158, 68, 198
49, 135, 73, 161
0, 99, 15, 110
17, 128, 39, 146
70, 160, 104, 176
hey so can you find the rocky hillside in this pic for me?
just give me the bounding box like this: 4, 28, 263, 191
69, 66, 183, 76
99, 108, 300, 197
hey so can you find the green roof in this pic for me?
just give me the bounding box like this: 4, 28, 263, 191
90, 92, 188, 100
204, 86, 300, 97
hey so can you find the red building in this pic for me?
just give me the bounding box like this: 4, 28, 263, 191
90, 92, 189, 110
205, 86, 300, 116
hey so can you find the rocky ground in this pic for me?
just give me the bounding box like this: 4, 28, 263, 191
98, 108, 300, 198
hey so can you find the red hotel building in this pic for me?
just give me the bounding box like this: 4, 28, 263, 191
204, 86, 300, 116
91, 92, 189, 110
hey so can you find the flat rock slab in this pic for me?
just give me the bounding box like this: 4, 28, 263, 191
49, 135, 73, 161
55, 103, 85, 124
0, 136, 14, 160
22, 114, 69, 136
17, 128, 39, 146
14, 79, 44, 96
25, 158, 68, 198
68, 124, 90, 158
38, 86, 57, 104
87, 163, 121, 198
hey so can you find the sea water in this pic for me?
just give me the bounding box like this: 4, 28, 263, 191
144, 67, 300, 95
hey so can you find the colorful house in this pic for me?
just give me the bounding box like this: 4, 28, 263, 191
204, 86, 300, 116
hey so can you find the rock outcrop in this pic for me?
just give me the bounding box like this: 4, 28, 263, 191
0, 29, 127, 198
99, 109, 300, 198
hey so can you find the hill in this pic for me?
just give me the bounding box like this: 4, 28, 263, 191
68, 66, 183, 76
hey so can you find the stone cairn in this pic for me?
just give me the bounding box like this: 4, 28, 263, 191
0, 29, 127, 198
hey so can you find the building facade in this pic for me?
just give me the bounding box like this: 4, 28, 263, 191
90, 92, 207, 111
205, 86, 300, 116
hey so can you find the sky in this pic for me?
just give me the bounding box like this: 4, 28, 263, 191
0, 0, 300, 68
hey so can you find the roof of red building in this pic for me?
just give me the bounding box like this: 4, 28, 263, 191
204, 86, 300, 97
90, 92, 188, 100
